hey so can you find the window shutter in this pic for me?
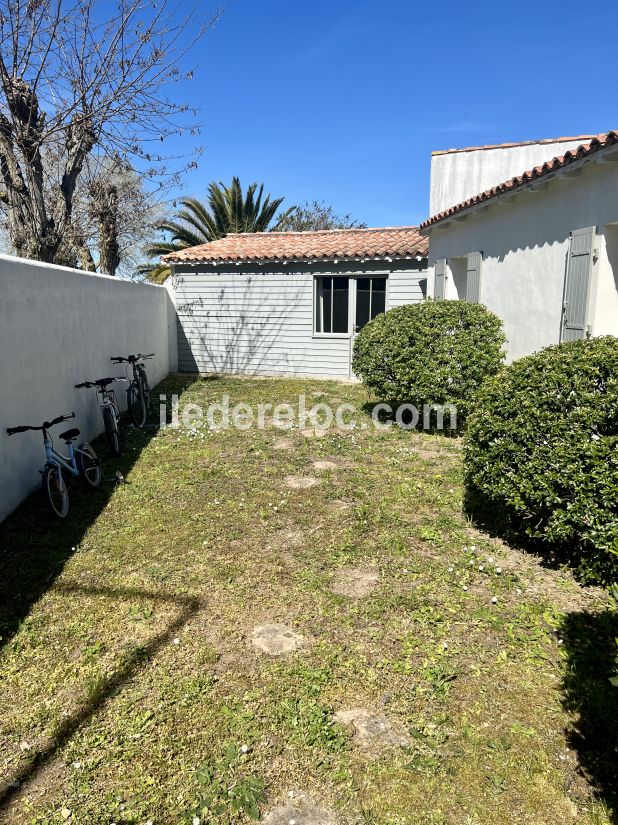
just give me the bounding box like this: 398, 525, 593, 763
466, 251, 482, 303
562, 227, 595, 342
434, 259, 446, 299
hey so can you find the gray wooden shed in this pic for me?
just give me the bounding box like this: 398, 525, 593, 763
167, 226, 428, 379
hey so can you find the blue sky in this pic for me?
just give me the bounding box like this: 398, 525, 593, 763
172, 0, 618, 227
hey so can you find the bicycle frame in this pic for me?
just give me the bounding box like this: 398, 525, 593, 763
128, 360, 148, 387
98, 386, 121, 419
44, 433, 86, 478
136, 364, 150, 391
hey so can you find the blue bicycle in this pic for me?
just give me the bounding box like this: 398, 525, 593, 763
7, 413, 101, 518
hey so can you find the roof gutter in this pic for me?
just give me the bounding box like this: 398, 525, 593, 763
169, 253, 428, 267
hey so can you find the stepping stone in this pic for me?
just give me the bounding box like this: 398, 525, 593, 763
334, 708, 409, 750
285, 476, 320, 489
263, 801, 337, 825
311, 460, 338, 471
273, 438, 294, 450
283, 529, 304, 546
330, 566, 379, 598
331, 499, 353, 510
250, 624, 305, 655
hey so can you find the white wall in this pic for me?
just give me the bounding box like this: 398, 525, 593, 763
429, 137, 591, 217
174, 262, 427, 379
426, 157, 618, 360
0, 255, 175, 521
165, 278, 179, 372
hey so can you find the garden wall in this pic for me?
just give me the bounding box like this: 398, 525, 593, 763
0, 254, 177, 521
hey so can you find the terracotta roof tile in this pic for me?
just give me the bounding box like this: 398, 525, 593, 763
421, 131, 618, 231
164, 226, 428, 265
432, 134, 599, 156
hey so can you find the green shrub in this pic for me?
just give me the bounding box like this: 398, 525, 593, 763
352, 300, 505, 422
464, 337, 618, 584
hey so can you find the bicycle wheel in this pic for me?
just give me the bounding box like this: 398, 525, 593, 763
42, 465, 69, 518
128, 382, 147, 428
103, 406, 121, 455
77, 443, 102, 487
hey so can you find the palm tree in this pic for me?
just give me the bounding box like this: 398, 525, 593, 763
143, 178, 295, 282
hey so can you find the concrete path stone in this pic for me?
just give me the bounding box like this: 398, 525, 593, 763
334, 708, 409, 750
285, 476, 320, 489
312, 460, 338, 471
300, 428, 326, 439
263, 801, 337, 825
250, 624, 305, 655
330, 566, 379, 598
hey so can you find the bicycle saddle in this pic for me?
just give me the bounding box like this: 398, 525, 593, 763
59, 428, 80, 441
95, 377, 114, 387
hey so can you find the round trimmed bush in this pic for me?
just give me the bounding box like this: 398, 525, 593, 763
352, 300, 506, 422
464, 337, 618, 584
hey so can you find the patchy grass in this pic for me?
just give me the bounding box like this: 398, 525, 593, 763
0, 374, 616, 824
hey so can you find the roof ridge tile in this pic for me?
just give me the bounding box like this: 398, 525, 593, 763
432, 133, 601, 155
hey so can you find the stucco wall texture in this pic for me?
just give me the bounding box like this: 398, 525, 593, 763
0, 255, 176, 521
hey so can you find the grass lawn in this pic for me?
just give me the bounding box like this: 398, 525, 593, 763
1, 374, 616, 825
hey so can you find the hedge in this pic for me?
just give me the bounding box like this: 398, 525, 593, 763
352, 300, 505, 424
464, 336, 618, 584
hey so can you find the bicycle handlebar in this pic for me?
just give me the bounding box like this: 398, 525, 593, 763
110, 352, 155, 363
75, 377, 127, 389
46, 413, 75, 428
7, 412, 74, 436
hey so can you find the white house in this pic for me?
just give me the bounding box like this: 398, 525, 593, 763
422, 131, 618, 360
167, 227, 428, 378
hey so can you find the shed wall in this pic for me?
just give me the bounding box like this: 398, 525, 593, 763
174, 261, 427, 378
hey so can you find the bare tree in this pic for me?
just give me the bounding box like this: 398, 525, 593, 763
0, 0, 218, 268
69, 154, 164, 276
275, 200, 367, 232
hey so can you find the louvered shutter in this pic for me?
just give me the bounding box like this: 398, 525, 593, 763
466, 251, 482, 303
562, 227, 595, 342
434, 259, 446, 299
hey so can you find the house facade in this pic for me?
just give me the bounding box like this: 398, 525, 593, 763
167, 227, 428, 378
422, 132, 618, 360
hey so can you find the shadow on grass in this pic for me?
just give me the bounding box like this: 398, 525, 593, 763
0, 374, 210, 813
0, 422, 156, 654
559, 609, 618, 822
463, 486, 618, 586
0, 374, 203, 655
0, 583, 204, 813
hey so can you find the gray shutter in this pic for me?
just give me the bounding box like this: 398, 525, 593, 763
434, 259, 446, 299
562, 227, 595, 342
466, 251, 482, 303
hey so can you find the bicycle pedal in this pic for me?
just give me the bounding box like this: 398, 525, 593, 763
115, 471, 125, 484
